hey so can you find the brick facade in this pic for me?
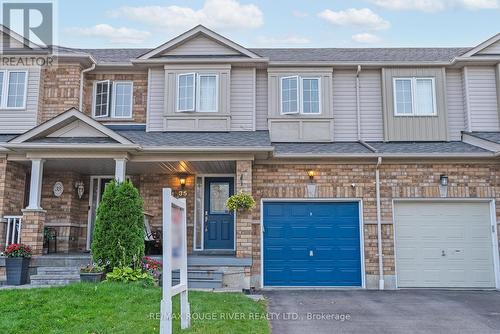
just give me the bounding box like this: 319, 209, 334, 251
20, 210, 46, 255
39, 63, 82, 122
236, 160, 253, 259
251, 161, 500, 286
41, 172, 90, 253
82, 72, 148, 123
0, 159, 27, 247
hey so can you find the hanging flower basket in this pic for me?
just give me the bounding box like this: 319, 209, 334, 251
225, 192, 256, 212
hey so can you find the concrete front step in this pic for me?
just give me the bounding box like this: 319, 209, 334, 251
30, 274, 80, 286
36, 267, 80, 275
172, 270, 223, 281
172, 278, 223, 289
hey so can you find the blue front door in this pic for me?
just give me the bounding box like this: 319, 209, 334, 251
263, 201, 362, 287
204, 177, 234, 249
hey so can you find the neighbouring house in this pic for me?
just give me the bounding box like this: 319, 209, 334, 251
0, 25, 499, 290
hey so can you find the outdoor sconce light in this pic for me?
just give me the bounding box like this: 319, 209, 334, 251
74, 181, 85, 199
179, 176, 187, 189
307, 170, 315, 181
439, 174, 449, 187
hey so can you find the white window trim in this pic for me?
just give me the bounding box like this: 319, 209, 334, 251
0, 70, 28, 110
176, 72, 196, 112
300, 77, 321, 115
393, 77, 437, 117
93, 80, 111, 118
111, 81, 134, 119
280, 75, 300, 115
280, 75, 322, 115
196, 73, 219, 113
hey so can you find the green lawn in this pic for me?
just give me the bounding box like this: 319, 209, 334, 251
0, 282, 270, 334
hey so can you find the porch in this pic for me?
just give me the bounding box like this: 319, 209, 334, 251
0, 156, 254, 288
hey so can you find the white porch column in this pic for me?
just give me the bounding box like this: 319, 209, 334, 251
27, 159, 45, 210
114, 158, 127, 182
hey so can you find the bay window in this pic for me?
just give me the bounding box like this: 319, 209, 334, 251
0, 70, 28, 109
281, 76, 321, 115
177, 73, 218, 113
393, 77, 436, 116
93, 81, 133, 118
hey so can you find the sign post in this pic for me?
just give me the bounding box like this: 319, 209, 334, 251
161, 188, 190, 334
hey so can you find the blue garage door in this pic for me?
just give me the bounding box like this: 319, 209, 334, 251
263, 201, 362, 287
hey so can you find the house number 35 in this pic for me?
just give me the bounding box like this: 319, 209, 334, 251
175, 190, 188, 198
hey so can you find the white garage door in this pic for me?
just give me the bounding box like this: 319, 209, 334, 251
394, 201, 496, 288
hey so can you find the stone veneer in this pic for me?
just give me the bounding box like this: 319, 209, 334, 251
250, 161, 500, 289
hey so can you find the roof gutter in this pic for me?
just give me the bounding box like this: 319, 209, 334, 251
79, 61, 96, 110
272, 152, 496, 159
139, 146, 274, 153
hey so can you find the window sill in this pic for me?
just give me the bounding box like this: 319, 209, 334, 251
393, 114, 438, 118
93, 117, 134, 121
0, 108, 27, 111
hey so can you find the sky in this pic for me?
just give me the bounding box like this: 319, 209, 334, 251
55, 0, 500, 49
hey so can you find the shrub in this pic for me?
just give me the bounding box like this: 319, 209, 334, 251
4, 243, 32, 258
226, 192, 256, 212
91, 180, 145, 269
105, 267, 154, 286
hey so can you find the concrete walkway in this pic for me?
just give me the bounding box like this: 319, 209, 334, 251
263, 289, 500, 334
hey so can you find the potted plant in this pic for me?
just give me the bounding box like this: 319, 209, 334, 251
142, 256, 162, 285
80, 263, 105, 283
4, 243, 32, 285
226, 192, 256, 212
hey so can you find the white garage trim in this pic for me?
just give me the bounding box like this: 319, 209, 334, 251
260, 198, 366, 289
392, 198, 500, 289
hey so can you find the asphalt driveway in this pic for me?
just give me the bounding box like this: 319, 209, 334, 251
263, 289, 500, 334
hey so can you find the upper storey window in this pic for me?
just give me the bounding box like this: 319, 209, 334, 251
0, 70, 28, 109
177, 73, 218, 113
280, 76, 320, 115
93, 80, 133, 118
393, 77, 436, 116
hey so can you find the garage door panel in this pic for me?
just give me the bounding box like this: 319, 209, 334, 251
395, 201, 495, 288
263, 202, 362, 287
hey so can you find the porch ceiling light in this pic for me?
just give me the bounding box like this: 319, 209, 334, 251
439, 174, 449, 187
307, 170, 315, 181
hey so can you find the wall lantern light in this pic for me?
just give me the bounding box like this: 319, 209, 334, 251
307, 170, 315, 181
74, 181, 85, 199
439, 174, 449, 187
179, 176, 187, 189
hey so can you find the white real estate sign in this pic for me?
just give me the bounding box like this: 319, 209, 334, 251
161, 188, 191, 334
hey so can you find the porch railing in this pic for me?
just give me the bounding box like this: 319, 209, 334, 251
3, 215, 22, 247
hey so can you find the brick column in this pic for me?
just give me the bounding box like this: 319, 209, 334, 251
235, 160, 252, 258
21, 209, 46, 255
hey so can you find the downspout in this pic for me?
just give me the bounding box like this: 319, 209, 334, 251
79, 62, 96, 111
356, 65, 362, 141
375, 156, 384, 290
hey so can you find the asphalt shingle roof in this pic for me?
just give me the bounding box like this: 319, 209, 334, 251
274, 142, 372, 155
115, 130, 271, 147
466, 132, 500, 144
27, 137, 118, 144
250, 48, 471, 63
0, 134, 16, 143
274, 141, 491, 155
56, 47, 473, 64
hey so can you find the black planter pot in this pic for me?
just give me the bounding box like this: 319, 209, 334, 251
5, 257, 30, 285
80, 272, 104, 283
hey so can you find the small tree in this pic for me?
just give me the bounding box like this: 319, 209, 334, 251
91, 180, 145, 269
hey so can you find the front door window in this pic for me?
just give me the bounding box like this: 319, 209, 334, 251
203, 177, 234, 250
87, 177, 113, 250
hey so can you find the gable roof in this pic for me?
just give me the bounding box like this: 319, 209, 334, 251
8, 108, 134, 145
460, 33, 500, 57
137, 25, 262, 60
0, 24, 43, 50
